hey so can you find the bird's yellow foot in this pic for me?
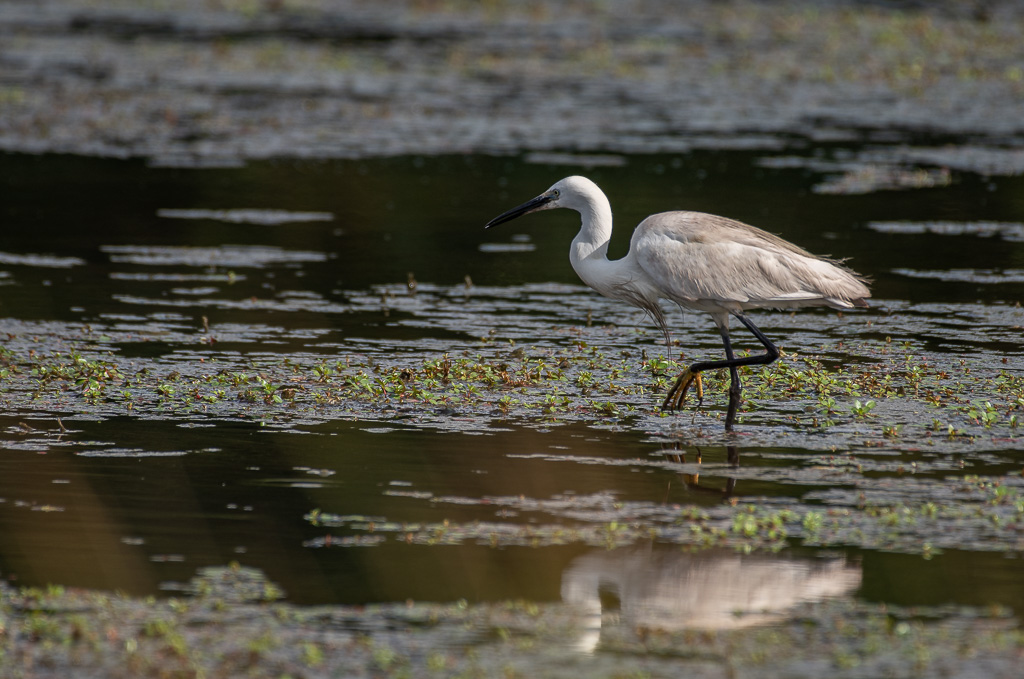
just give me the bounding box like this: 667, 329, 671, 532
662, 369, 703, 411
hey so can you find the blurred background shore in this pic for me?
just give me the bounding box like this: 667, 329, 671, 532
1, 0, 1023, 166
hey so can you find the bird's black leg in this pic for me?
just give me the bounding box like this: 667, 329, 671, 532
724, 390, 740, 429
720, 328, 742, 401
721, 330, 742, 430
662, 313, 780, 418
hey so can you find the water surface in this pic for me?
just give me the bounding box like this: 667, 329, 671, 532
1, 148, 1023, 625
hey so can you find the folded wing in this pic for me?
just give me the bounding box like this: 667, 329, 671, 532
633, 212, 870, 310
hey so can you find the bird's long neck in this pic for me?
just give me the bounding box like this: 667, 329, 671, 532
569, 190, 631, 295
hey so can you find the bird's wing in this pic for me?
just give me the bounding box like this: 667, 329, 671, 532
633, 212, 870, 308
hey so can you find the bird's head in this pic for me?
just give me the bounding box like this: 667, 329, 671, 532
484, 176, 598, 229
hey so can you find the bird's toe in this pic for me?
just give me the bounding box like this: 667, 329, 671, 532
662, 368, 700, 411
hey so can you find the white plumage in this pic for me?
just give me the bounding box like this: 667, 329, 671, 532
486, 175, 870, 427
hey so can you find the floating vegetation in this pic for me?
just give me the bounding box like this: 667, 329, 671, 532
1, 564, 1022, 679
301, 472, 1024, 556
0, 309, 1022, 445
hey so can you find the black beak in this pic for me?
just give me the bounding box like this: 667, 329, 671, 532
484, 193, 553, 229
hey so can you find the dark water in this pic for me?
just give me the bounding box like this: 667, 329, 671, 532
1, 148, 1023, 617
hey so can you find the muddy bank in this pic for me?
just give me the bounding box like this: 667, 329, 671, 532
2, 0, 1024, 165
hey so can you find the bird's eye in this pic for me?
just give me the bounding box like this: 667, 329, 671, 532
551, 189, 560, 198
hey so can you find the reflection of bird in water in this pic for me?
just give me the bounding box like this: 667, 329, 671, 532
486, 176, 870, 428
561, 546, 861, 653
660, 442, 739, 499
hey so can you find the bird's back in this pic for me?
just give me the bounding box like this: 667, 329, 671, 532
631, 211, 870, 312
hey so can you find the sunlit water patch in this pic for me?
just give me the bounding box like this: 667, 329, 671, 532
110, 272, 246, 282
893, 268, 1024, 284
102, 244, 330, 267
758, 144, 1024, 184
868, 220, 1024, 241
478, 242, 536, 253
75, 448, 195, 458
157, 208, 334, 225
0, 252, 86, 267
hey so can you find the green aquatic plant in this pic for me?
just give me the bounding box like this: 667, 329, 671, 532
966, 401, 1000, 427
850, 399, 877, 418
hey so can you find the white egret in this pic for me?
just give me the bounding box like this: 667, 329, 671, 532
485, 176, 870, 427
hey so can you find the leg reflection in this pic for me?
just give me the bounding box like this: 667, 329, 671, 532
660, 443, 740, 500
